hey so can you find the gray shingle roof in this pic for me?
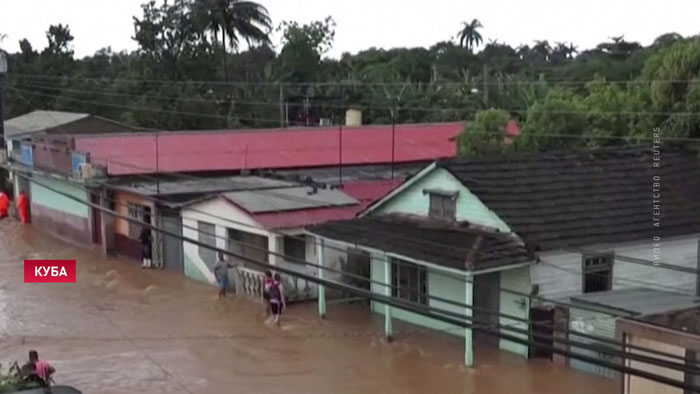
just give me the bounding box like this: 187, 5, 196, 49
309, 214, 534, 272
438, 147, 700, 250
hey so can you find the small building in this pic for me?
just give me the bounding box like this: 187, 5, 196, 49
308, 213, 536, 366
4, 110, 137, 198
568, 288, 699, 379
616, 305, 700, 394
179, 181, 385, 301
363, 147, 700, 303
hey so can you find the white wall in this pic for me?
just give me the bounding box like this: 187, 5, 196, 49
532, 234, 700, 301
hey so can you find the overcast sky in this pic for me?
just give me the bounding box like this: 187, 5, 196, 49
1, 0, 698, 58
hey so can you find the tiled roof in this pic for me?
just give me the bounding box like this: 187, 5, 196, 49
438, 147, 700, 250
308, 214, 534, 272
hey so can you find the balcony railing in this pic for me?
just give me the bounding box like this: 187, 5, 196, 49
234, 266, 315, 304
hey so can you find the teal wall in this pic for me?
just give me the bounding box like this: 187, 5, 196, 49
376, 167, 512, 233
498, 266, 531, 356
370, 254, 470, 337
31, 175, 89, 218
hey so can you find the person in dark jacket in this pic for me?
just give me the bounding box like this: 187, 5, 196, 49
139, 227, 153, 269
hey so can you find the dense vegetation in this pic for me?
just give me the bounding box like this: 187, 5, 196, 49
2, 0, 700, 153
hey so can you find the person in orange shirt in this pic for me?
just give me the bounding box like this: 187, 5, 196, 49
0, 190, 9, 219
17, 191, 29, 223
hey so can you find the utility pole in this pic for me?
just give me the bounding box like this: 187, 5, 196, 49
0, 49, 7, 143
0, 50, 8, 193
483, 64, 489, 107
279, 84, 284, 128
155, 130, 160, 196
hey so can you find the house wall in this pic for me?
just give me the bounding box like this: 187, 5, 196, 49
568, 306, 620, 379
499, 266, 531, 356
113, 191, 154, 261
376, 167, 512, 233
624, 335, 684, 394
369, 252, 471, 337
532, 234, 700, 302
30, 174, 91, 244
181, 198, 273, 284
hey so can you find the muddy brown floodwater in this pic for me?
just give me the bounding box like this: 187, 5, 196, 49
0, 220, 617, 394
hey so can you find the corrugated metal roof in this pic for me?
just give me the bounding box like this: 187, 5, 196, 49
74, 122, 462, 175
109, 176, 296, 196
5, 110, 89, 136
223, 187, 358, 213
570, 288, 700, 316
254, 180, 400, 229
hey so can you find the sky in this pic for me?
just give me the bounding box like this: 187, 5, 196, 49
0, 0, 699, 59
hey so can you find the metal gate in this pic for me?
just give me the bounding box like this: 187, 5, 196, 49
530, 306, 554, 360
160, 209, 184, 272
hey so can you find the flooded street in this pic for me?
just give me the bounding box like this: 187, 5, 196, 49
0, 221, 616, 394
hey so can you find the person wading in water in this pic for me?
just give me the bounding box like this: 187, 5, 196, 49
266, 273, 286, 325
213, 252, 236, 298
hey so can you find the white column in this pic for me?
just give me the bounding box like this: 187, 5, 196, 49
465, 273, 474, 366
316, 237, 326, 318
384, 256, 393, 341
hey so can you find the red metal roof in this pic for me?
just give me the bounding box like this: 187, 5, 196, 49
74, 123, 462, 175
253, 179, 402, 230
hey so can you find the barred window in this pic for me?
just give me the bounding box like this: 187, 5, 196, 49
582, 253, 614, 293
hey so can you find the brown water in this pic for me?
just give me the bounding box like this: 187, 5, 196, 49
0, 220, 616, 394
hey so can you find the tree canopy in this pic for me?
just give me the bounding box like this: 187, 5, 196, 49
1, 3, 699, 153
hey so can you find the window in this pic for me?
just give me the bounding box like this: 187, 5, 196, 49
228, 228, 268, 270
284, 235, 306, 262
198, 221, 217, 269
391, 258, 427, 305
582, 253, 614, 293
127, 203, 149, 239
428, 192, 456, 220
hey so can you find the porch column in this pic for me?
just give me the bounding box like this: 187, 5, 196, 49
317, 237, 326, 319
465, 274, 474, 366
383, 256, 393, 341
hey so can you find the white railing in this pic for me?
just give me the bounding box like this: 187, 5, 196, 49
234, 266, 315, 304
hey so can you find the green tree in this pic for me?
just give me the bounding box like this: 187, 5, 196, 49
192, 0, 272, 80
457, 19, 483, 51
518, 88, 588, 151
458, 108, 511, 155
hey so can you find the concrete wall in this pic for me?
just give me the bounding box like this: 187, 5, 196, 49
30, 174, 91, 244
533, 234, 700, 302
374, 167, 512, 233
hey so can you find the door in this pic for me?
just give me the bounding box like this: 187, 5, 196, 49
161, 209, 184, 272
529, 306, 554, 360
473, 272, 501, 348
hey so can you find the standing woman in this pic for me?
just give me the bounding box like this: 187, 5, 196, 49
262, 271, 274, 317
0, 190, 9, 219
17, 191, 29, 223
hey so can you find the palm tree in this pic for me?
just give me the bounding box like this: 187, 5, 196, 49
457, 19, 484, 51
194, 0, 272, 81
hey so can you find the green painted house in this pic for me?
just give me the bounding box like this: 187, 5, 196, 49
308, 162, 536, 366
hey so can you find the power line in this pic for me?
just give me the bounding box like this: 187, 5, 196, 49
12, 85, 700, 120
10, 171, 700, 391
11, 72, 700, 86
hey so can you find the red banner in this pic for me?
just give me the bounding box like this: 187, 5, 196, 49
24, 260, 76, 283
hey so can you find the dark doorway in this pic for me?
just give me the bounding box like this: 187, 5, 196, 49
90, 193, 102, 245
161, 208, 184, 272
529, 306, 554, 360
472, 272, 501, 348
